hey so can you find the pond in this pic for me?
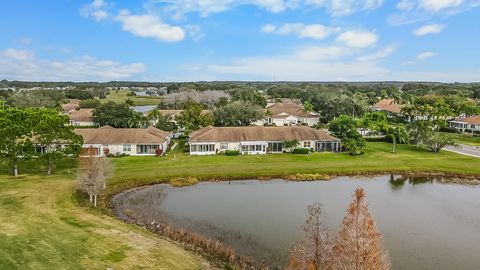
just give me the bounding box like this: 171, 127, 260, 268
113, 176, 480, 269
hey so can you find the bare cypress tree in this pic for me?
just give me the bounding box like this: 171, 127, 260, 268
286, 203, 332, 270
327, 188, 391, 270
76, 150, 113, 207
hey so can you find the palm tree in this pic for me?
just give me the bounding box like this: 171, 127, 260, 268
387, 125, 409, 154
147, 109, 161, 126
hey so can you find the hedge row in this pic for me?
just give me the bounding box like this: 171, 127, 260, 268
292, 148, 310, 154
224, 150, 240, 156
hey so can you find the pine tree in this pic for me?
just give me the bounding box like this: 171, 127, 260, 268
327, 188, 391, 270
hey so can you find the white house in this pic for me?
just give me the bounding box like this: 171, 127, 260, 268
68, 109, 95, 127
188, 126, 341, 155
450, 116, 480, 133
75, 126, 171, 156
253, 102, 320, 126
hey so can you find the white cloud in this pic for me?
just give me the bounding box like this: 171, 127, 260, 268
261, 23, 339, 39
0, 48, 145, 81
413, 24, 446, 36
416, 51, 437, 60
337, 30, 378, 48
305, 0, 384, 16
397, 0, 416, 11
81, 0, 109, 21
357, 46, 396, 61
185, 25, 205, 41
419, 0, 463, 12
115, 10, 185, 42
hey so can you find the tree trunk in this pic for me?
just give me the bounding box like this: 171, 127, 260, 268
89, 193, 93, 204
94, 195, 97, 207
47, 159, 52, 175
12, 162, 18, 177
393, 140, 396, 154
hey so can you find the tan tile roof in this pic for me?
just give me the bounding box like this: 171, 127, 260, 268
68, 109, 93, 122
453, 116, 480, 125
374, 99, 404, 114
75, 126, 170, 144
189, 126, 339, 143
62, 99, 81, 112
266, 102, 319, 119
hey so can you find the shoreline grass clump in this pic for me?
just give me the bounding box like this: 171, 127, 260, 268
170, 177, 198, 187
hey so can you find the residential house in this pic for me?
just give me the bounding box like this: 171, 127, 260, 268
68, 109, 95, 127
450, 116, 480, 133
61, 99, 81, 113
372, 99, 428, 121
254, 102, 320, 126
75, 126, 171, 156
188, 126, 341, 155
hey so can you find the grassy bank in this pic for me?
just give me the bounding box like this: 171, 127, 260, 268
106, 142, 480, 194
102, 90, 162, 106
2, 141, 480, 269
443, 132, 480, 146
0, 162, 215, 270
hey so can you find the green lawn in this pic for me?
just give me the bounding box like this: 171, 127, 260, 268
2, 141, 480, 269
106, 141, 480, 195
102, 90, 163, 106
442, 132, 480, 146
0, 161, 214, 270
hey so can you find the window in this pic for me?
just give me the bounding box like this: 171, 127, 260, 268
137, 145, 159, 154
190, 144, 215, 152
220, 143, 228, 150
123, 144, 131, 152
242, 144, 266, 152
267, 142, 283, 152
471, 124, 476, 129
303, 141, 311, 148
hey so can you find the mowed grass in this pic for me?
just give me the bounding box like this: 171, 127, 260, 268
0, 161, 214, 270
108, 142, 480, 191
1, 141, 480, 269
103, 90, 163, 106
443, 132, 480, 146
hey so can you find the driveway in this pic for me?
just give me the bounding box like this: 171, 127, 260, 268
444, 144, 480, 158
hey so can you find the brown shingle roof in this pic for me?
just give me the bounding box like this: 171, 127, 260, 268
266, 102, 319, 119
453, 116, 480, 125
189, 126, 339, 142
374, 99, 404, 114
75, 126, 170, 144
62, 99, 81, 112
68, 109, 93, 122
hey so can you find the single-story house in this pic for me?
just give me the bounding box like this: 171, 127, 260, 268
188, 126, 341, 155
68, 109, 95, 127
372, 99, 428, 122
253, 102, 320, 126
62, 99, 81, 113
450, 116, 480, 133
75, 126, 171, 156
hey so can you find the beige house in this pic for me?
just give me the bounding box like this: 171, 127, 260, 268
75, 126, 171, 156
450, 116, 480, 132
254, 102, 320, 126
188, 126, 340, 155
68, 109, 95, 127
61, 99, 81, 113
372, 99, 428, 121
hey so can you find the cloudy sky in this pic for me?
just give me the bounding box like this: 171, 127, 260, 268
1, 0, 479, 82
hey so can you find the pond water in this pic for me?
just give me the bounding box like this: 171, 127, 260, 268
113, 176, 480, 269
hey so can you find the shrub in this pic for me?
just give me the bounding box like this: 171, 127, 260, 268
155, 148, 164, 156
365, 137, 386, 142
439, 127, 458, 133
224, 150, 240, 156
292, 148, 310, 154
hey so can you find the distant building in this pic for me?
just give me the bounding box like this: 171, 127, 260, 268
188, 126, 340, 155
450, 116, 480, 133
254, 102, 320, 126
61, 99, 81, 113
68, 109, 95, 127
372, 99, 428, 121
75, 126, 171, 156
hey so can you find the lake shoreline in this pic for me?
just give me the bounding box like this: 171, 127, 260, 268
108, 173, 480, 270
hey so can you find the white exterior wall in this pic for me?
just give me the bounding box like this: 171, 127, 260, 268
71, 121, 95, 127
82, 139, 169, 157
450, 121, 480, 132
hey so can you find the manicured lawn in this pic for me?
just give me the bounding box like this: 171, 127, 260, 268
0, 161, 214, 270
108, 142, 480, 192
2, 141, 480, 269
442, 132, 480, 146
102, 90, 162, 106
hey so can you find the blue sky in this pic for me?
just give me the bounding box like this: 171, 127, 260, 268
0, 0, 479, 82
